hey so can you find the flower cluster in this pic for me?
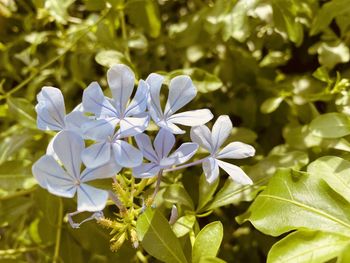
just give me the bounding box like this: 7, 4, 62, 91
32, 64, 255, 220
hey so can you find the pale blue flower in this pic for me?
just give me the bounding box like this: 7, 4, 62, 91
36, 86, 88, 136
190, 115, 255, 185
82, 64, 150, 139
32, 131, 121, 212
146, 73, 213, 134
133, 128, 198, 178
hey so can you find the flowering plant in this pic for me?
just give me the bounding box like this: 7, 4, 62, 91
32, 64, 255, 254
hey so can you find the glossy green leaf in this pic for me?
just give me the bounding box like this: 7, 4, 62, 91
136, 208, 188, 263
192, 221, 223, 263
163, 184, 194, 210
95, 50, 130, 68
260, 97, 284, 114
238, 169, 350, 237
309, 113, 350, 139
172, 215, 196, 238
267, 231, 350, 263
203, 179, 258, 212
308, 156, 350, 203
197, 173, 219, 212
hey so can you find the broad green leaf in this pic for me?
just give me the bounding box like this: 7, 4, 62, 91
163, 184, 194, 210
308, 156, 350, 203
125, 0, 161, 38
197, 173, 219, 212
309, 113, 350, 139
267, 231, 350, 263
136, 208, 188, 263
192, 221, 223, 263
260, 97, 283, 114
95, 50, 130, 68
338, 244, 350, 263
203, 179, 259, 212
238, 169, 350, 237
172, 215, 196, 238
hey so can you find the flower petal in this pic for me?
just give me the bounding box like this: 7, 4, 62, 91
166, 142, 198, 165
82, 82, 119, 117
217, 160, 253, 185
202, 157, 219, 184
77, 184, 108, 212
36, 87, 66, 131
32, 155, 76, 197
82, 118, 119, 141
107, 64, 135, 114
80, 160, 121, 182
158, 120, 185, 134
168, 109, 213, 126
190, 125, 213, 152
81, 141, 111, 168
216, 142, 255, 160
65, 110, 91, 137
125, 80, 149, 116
135, 133, 158, 163
154, 128, 175, 159
112, 140, 143, 167
118, 113, 150, 138
211, 115, 232, 152
132, 163, 160, 178
164, 76, 196, 116
146, 73, 164, 122
53, 131, 84, 179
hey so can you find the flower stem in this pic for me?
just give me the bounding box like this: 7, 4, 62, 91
119, 7, 130, 61
53, 198, 63, 263
163, 157, 208, 173
145, 170, 163, 206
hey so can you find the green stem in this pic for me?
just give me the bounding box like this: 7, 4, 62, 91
53, 198, 63, 263
0, 187, 37, 201
119, 8, 130, 61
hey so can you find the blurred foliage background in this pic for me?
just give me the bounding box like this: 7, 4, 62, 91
1, 0, 350, 262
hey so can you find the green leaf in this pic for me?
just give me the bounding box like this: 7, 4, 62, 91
238, 169, 350, 237
271, 0, 303, 46
197, 173, 219, 212
338, 244, 350, 263
125, 0, 161, 38
163, 184, 194, 210
317, 42, 350, 69
136, 208, 188, 263
7, 97, 36, 128
203, 179, 259, 212
166, 68, 223, 93
192, 221, 223, 263
308, 156, 350, 203
95, 50, 130, 68
260, 97, 284, 114
172, 215, 196, 238
267, 231, 350, 263
44, 0, 75, 24
311, 0, 350, 35
309, 113, 350, 139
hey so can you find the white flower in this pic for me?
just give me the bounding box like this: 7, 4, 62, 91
191, 115, 255, 184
